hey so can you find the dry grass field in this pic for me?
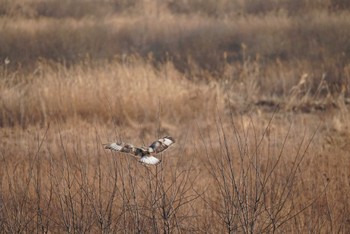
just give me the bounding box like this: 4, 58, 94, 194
1, 0, 350, 233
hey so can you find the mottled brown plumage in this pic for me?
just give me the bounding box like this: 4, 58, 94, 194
104, 136, 175, 165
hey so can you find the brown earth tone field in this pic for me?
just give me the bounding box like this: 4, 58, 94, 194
1, 0, 350, 233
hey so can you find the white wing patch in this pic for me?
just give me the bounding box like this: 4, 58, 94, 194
163, 137, 174, 146
139, 156, 161, 165
105, 143, 123, 151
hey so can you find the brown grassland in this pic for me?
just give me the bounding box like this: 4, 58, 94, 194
1, 0, 350, 233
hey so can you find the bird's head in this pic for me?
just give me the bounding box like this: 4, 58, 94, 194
148, 147, 154, 153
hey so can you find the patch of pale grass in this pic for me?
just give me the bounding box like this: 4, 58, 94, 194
0, 58, 224, 127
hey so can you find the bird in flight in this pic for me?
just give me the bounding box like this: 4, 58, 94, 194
104, 136, 175, 165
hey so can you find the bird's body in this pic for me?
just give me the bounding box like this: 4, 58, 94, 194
104, 136, 175, 165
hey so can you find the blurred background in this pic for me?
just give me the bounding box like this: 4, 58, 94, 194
1, 0, 350, 127
1, 0, 350, 75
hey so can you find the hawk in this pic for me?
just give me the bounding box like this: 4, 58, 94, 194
104, 136, 175, 165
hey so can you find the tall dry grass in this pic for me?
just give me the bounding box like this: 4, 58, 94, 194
0, 59, 349, 232
1, 58, 349, 232
1, 58, 348, 128
0, 58, 222, 128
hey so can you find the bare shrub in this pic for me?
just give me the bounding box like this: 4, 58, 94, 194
1, 107, 350, 232
197, 111, 325, 233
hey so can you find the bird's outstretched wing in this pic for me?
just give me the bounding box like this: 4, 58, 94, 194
148, 136, 175, 154
104, 142, 138, 155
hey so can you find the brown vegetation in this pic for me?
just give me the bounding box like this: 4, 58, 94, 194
1, 0, 350, 232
